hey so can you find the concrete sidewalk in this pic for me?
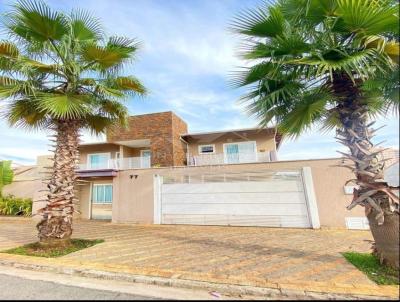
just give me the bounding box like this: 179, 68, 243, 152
0, 217, 398, 299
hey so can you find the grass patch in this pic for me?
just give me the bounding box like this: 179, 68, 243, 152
343, 252, 399, 285
1, 239, 104, 258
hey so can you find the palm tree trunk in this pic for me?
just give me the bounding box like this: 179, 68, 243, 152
333, 73, 399, 269
36, 119, 80, 247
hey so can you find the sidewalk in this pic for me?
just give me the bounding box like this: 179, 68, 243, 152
0, 217, 398, 299
0, 253, 398, 299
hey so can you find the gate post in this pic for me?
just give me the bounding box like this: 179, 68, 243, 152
153, 174, 162, 224
302, 167, 321, 229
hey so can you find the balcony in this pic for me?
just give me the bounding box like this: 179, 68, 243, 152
77, 156, 151, 171
187, 151, 274, 166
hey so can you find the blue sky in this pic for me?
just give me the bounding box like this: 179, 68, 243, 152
0, 0, 398, 164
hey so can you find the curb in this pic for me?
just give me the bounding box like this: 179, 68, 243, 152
0, 258, 397, 300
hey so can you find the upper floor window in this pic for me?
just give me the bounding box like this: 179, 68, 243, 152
199, 144, 215, 154
87, 153, 110, 169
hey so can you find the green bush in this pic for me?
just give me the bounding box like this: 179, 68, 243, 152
0, 195, 32, 216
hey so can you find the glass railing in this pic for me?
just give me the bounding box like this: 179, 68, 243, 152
187, 151, 272, 166
77, 156, 151, 170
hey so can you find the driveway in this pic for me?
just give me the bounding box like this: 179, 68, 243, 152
0, 217, 376, 290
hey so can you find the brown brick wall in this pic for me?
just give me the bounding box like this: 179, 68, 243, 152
171, 112, 188, 166
106, 112, 187, 167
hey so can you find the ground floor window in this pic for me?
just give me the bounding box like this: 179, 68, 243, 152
92, 184, 113, 204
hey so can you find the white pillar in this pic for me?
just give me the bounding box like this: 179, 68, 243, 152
302, 167, 321, 229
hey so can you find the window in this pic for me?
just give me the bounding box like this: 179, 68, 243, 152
199, 144, 215, 154
92, 184, 113, 204
87, 153, 110, 169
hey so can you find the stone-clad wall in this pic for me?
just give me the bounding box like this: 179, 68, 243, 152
106, 111, 188, 167
171, 112, 189, 166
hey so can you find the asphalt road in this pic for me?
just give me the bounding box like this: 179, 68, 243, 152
0, 273, 158, 300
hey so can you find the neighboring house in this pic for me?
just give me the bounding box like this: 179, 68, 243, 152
385, 162, 399, 187
8, 110, 398, 230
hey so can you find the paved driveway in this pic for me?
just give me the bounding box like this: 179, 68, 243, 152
0, 217, 375, 289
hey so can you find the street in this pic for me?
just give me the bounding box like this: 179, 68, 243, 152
0, 272, 157, 300
0, 266, 237, 300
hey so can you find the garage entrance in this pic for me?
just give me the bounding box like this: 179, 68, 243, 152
154, 168, 320, 228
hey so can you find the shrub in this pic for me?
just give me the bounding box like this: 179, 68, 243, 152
0, 194, 32, 216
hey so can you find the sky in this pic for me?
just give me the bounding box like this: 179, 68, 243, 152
0, 0, 398, 165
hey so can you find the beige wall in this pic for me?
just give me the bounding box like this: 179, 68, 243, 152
112, 170, 155, 223
112, 158, 365, 228
23, 154, 365, 228
187, 132, 276, 157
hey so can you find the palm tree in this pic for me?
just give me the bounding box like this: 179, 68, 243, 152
231, 0, 399, 268
0, 0, 146, 246
0, 160, 14, 195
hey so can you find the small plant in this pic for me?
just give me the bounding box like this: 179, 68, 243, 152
0, 194, 32, 216
2, 239, 104, 258
0, 160, 13, 195
343, 252, 399, 285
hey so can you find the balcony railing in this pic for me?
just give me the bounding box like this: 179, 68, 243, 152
77, 156, 151, 171
187, 151, 273, 166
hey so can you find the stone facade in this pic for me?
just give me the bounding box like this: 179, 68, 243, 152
106, 111, 188, 167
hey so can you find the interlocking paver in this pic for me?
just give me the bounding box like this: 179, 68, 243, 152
0, 216, 379, 290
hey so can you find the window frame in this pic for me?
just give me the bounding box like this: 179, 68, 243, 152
223, 141, 257, 164
91, 183, 113, 204
86, 152, 111, 169
198, 144, 216, 154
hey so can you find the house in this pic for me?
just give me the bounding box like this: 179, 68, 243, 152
12, 111, 397, 230
71, 111, 283, 220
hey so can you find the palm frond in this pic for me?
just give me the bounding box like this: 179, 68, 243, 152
230, 62, 280, 87
5, 0, 68, 42
83, 114, 124, 135
242, 33, 310, 60
80, 37, 139, 71
114, 76, 147, 95
0, 41, 20, 58
37, 93, 91, 119
69, 9, 103, 41
277, 88, 332, 138
5, 98, 48, 130
231, 2, 286, 38
333, 0, 399, 35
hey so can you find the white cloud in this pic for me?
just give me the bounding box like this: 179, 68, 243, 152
0, 0, 398, 165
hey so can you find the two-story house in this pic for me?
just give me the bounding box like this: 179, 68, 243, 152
75, 111, 282, 219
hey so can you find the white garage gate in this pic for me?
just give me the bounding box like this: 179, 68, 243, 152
154, 167, 320, 228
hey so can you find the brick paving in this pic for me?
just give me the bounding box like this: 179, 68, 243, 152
0, 216, 379, 290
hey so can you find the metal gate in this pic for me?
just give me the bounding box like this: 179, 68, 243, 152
154, 168, 320, 228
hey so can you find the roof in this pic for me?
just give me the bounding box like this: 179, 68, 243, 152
79, 141, 110, 146
181, 126, 275, 137
181, 127, 283, 149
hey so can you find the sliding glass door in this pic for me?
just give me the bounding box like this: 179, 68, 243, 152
224, 141, 257, 164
